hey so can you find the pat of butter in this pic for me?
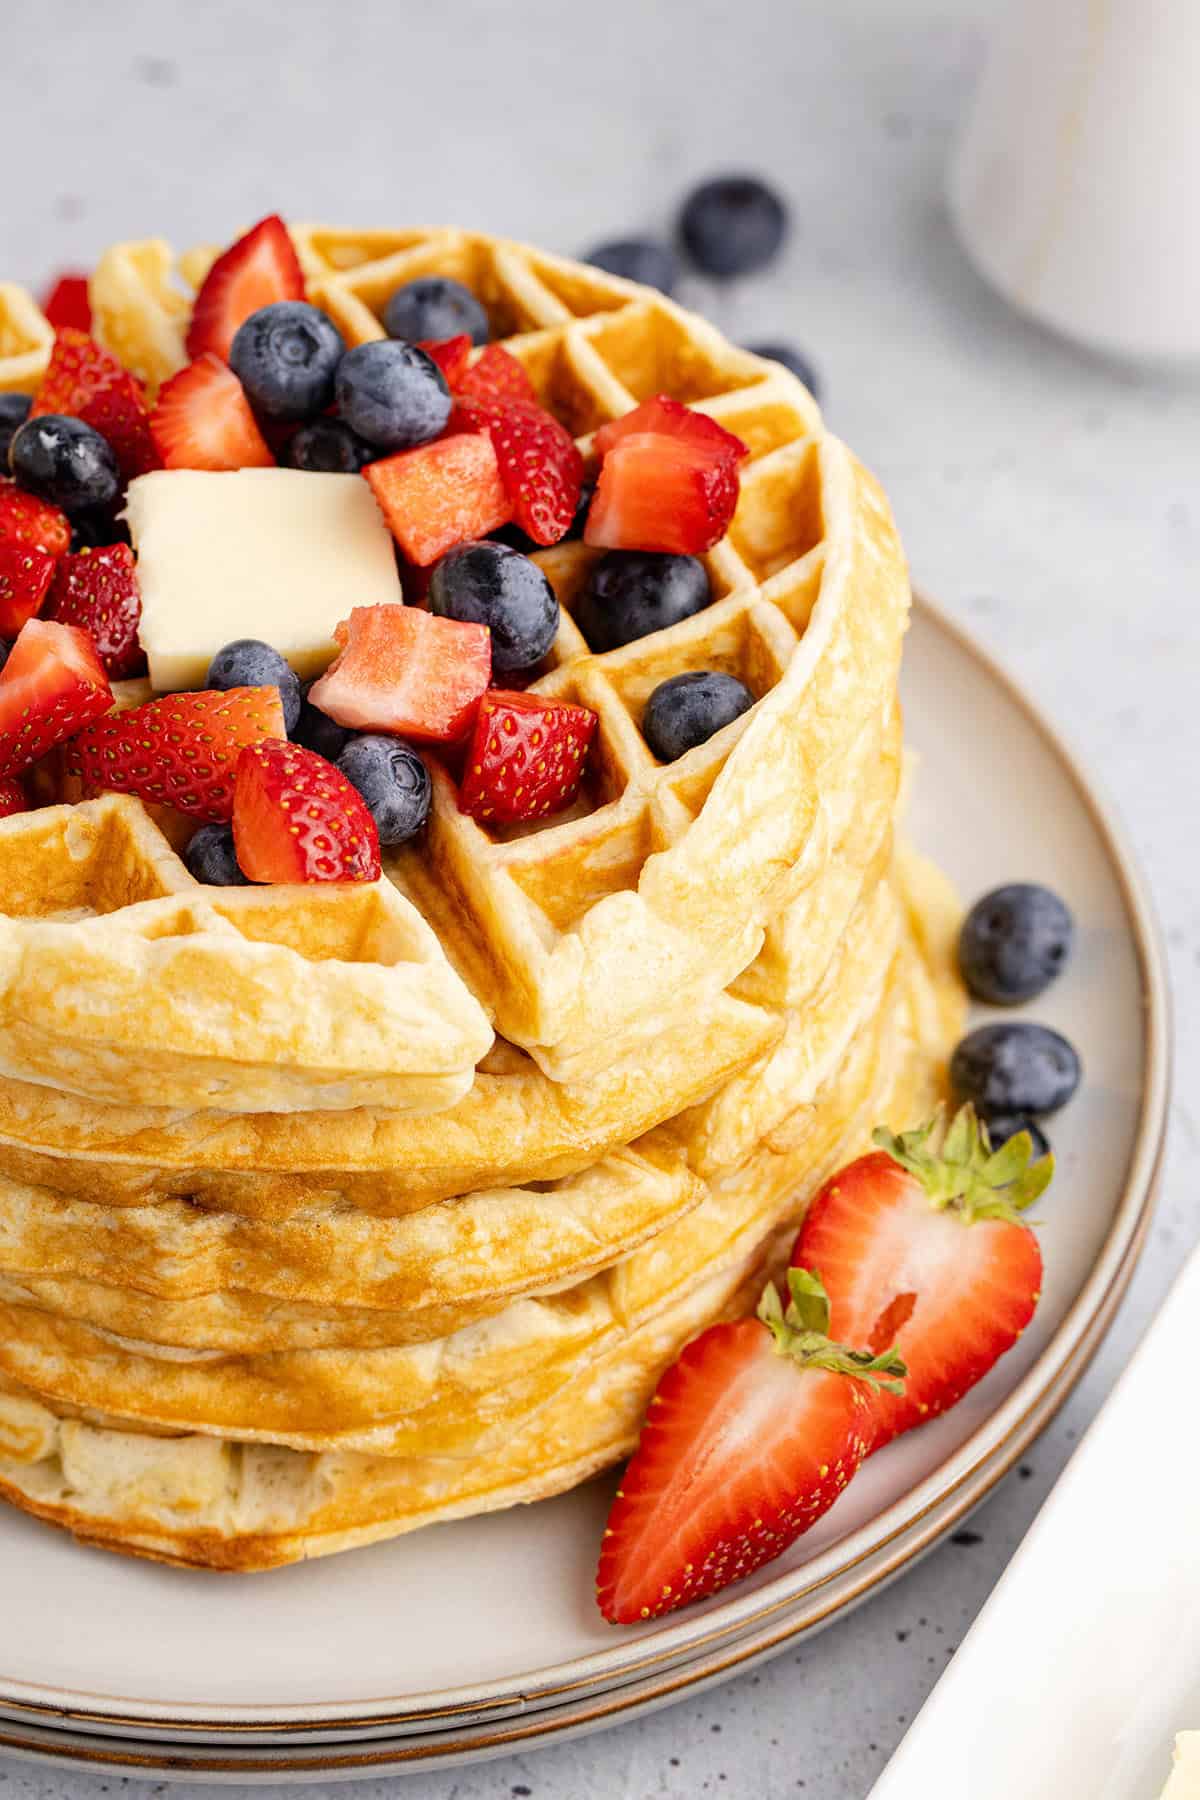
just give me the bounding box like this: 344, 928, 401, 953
125, 469, 402, 692
1162, 1735, 1200, 1798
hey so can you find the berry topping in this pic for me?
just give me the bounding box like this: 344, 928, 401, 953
335, 341, 452, 453
0, 777, 29, 819
958, 883, 1074, 1006
982, 1113, 1051, 1160
338, 735, 431, 847
593, 394, 749, 466
417, 334, 472, 388
41, 274, 92, 334
293, 681, 354, 762
0, 482, 71, 558
69, 510, 132, 552
586, 397, 746, 557
574, 551, 711, 652
9, 415, 120, 517
0, 543, 56, 639
282, 417, 374, 474
184, 822, 249, 887
454, 397, 584, 548
428, 541, 559, 676
207, 639, 302, 734
186, 215, 306, 363
744, 340, 821, 399
30, 329, 159, 482
951, 1023, 1081, 1120
0, 618, 112, 778
364, 431, 511, 567
228, 301, 346, 423
66, 686, 286, 821
43, 544, 144, 679
454, 345, 537, 406
583, 239, 678, 294
679, 174, 789, 277
642, 671, 754, 762
384, 276, 489, 347
0, 395, 32, 466
150, 355, 275, 472
457, 689, 597, 825
233, 739, 381, 884
309, 604, 491, 744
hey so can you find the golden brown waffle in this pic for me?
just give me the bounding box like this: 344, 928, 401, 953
0, 283, 53, 393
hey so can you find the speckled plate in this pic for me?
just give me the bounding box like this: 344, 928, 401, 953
0, 593, 1169, 1780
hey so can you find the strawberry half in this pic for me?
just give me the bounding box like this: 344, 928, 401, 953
0, 618, 112, 779
66, 686, 285, 821
585, 432, 740, 554
44, 545, 145, 680
454, 397, 583, 547
232, 739, 381, 884
457, 689, 597, 825
150, 356, 275, 472
31, 328, 160, 482
455, 345, 537, 406
186, 215, 305, 363
0, 483, 71, 559
365, 432, 510, 566
594, 395, 749, 466
418, 336, 472, 388
0, 777, 29, 819
596, 1269, 904, 1623
41, 274, 92, 335
0, 543, 56, 638
309, 605, 491, 745
793, 1106, 1049, 1450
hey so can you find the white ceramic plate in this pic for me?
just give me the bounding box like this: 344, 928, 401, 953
0, 595, 1169, 1777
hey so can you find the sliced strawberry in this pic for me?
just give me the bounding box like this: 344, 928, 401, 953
150, 356, 275, 472
0, 619, 112, 779
594, 395, 748, 465
417, 336, 472, 387
44, 545, 144, 679
0, 544, 56, 638
30, 328, 160, 482
585, 432, 740, 554
186, 215, 305, 363
458, 689, 596, 825
41, 274, 92, 335
233, 739, 380, 884
0, 483, 71, 559
454, 397, 583, 547
793, 1107, 1048, 1450
364, 432, 510, 566
0, 777, 29, 818
309, 605, 491, 745
66, 686, 285, 821
596, 1270, 904, 1623
455, 345, 537, 406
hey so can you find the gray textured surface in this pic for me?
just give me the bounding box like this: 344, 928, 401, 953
1, 0, 1198, 1794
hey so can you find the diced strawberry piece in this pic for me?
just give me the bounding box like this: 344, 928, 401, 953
364, 433, 510, 567
41, 274, 92, 335
150, 356, 275, 472
66, 686, 285, 821
309, 605, 491, 745
585, 432, 740, 554
31, 329, 160, 482
454, 397, 583, 547
594, 394, 748, 465
44, 545, 145, 680
185, 214, 306, 363
0, 777, 29, 818
0, 544, 56, 638
455, 345, 537, 406
233, 739, 380, 884
458, 689, 597, 825
417, 336, 472, 387
0, 483, 71, 559
0, 619, 112, 779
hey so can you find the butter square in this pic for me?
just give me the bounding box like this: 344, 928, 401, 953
1162, 1736, 1200, 1799
125, 469, 403, 692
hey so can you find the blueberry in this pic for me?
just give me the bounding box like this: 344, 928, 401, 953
566, 476, 596, 541
642, 671, 754, 762
428, 541, 559, 675
282, 417, 375, 474
228, 302, 346, 423
335, 341, 451, 452
951, 1023, 1081, 1119
584, 239, 678, 294
9, 414, 120, 516
574, 552, 711, 652
338, 735, 431, 846
294, 680, 355, 761
207, 639, 302, 733
0, 394, 31, 465
982, 1113, 1051, 1161
745, 341, 821, 401
382, 277, 489, 347
959, 884, 1074, 1006
184, 824, 248, 887
70, 510, 133, 552
679, 175, 789, 277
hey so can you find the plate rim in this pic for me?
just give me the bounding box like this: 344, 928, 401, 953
0, 589, 1172, 1749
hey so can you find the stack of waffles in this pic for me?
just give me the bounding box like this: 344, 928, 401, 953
0, 231, 965, 1570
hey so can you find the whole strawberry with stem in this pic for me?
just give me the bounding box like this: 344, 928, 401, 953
793, 1104, 1049, 1451
596, 1268, 905, 1624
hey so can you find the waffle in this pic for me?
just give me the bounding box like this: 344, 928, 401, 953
0, 283, 53, 393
